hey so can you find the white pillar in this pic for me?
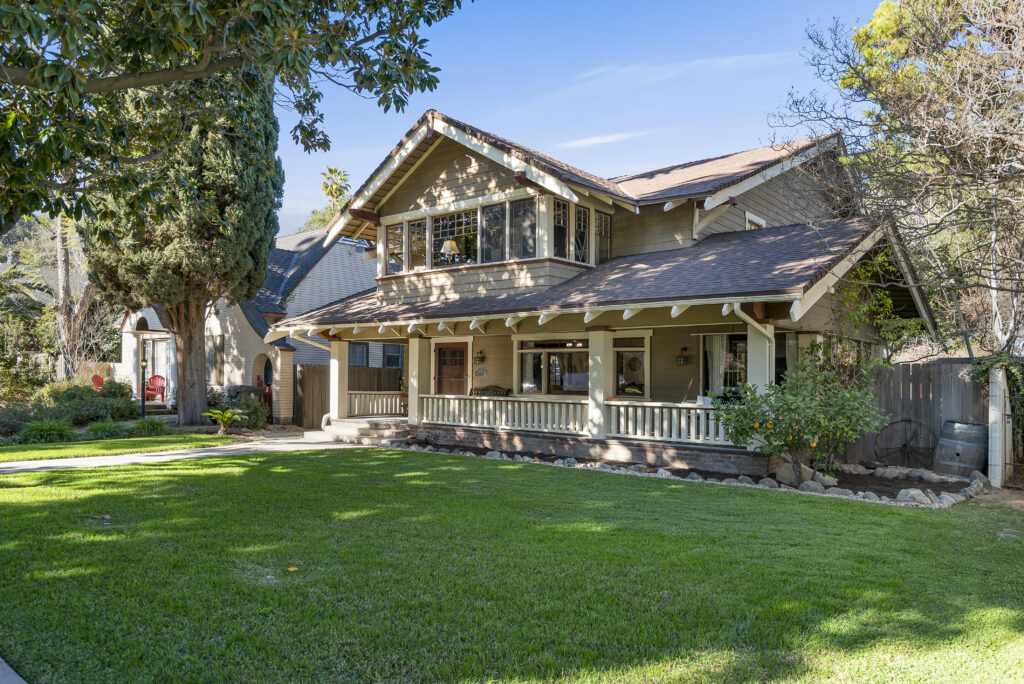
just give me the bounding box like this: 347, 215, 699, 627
407, 336, 431, 425
588, 330, 614, 439
329, 340, 349, 421
746, 323, 775, 394
989, 367, 1008, 488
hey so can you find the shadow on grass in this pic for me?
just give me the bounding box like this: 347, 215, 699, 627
1, 447, 1023, 682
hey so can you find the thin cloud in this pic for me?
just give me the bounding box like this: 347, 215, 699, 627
557, 130, 658, 149
575, 51, 799, 86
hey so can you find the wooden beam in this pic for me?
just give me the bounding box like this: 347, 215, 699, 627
622, 308, 640, 320
469, 318, 488, 333
537, 312, 559, 326
504, 315, 522, 332
693, 200, 735, 239
349, 208, 380, 225
583, 310, 602, 323
613, 198, 639, 214
377, 324, 389, 335
663, 199, 689, 212
670, 304, 690, 318
514, 171, 551, 195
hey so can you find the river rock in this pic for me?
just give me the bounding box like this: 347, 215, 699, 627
857, 491, 880, 502
924, 489, 941, 505
825, 487, 855, 498
656, 468, 674, 479
758, 477, 779, 489
970, 470, 991, 487
775, 463, 814, 487
722, 477, 740, 485
737, 475, 755, 485
937, 492, 962, 507
814, 472, 839, 487
686, 472, 703, 482
896, 488, 931, 505
798, 480, 826, 494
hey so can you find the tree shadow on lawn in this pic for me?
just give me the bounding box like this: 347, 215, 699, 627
1, 447, 1023, 682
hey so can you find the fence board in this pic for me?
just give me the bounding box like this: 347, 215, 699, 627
844, 359, 987, 464
292, 365, 403, 429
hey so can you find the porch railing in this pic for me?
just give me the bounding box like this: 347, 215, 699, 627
420, 394, 588, 435
349, 391, 406, 417
607, 400, 730, 445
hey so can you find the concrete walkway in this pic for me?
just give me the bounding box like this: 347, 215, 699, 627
0, 433, 363, 475
0, 656, 26, 684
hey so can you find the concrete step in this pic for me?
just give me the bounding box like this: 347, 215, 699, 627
303, 431, 404, 447
325, 425, 409, 438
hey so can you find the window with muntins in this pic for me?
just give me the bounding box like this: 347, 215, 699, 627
595, 210, 612, 263
511, 198, 537, 259
574, 206, 590, 263
480, 203, 506, 263
385, 224, 403, 275
349, 342, 369, 367
432, 210, 478, 267
408, 219, 427, 269
553, 199, 570, 259
384, 344, 403, 369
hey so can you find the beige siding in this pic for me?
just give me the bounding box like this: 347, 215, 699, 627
378, 260, 587, 305
470, 335, 514, 391
610, 204, 694, 257
378, 137, 519, 216
649, 328, 703, 402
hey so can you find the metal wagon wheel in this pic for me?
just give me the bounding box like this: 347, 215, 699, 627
873, 419, 938, 468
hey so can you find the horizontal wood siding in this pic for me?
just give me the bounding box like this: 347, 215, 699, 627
377, 260, 586, 304
378, 137, 519, 216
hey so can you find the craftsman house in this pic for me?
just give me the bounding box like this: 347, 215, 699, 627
266, 111, 932, 474
115, 228, 389, 424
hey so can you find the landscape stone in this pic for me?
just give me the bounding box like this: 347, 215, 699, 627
656, 468, 674, 479
686, 472, 703, 482
880, 496, 891, 503
705, 477, 720, 484
859, 459, 887, 470
737, 475, 755, 485
722, 477, 740, 485
970, 470, 991, 487
825, 487, 855, 498
485, 450, 501, 459
843, 463, 872, 475
937, 493, 961, 507
775, 463, 814, 487
857, 491, 881, 502
798, 480, 826, 494
969, 479, 984, 496
945, 492, 966, 504
896, 488, 931, 505
563, 457, 577, 468
814, 472, 839, 487
758, 478, 779, 489
924, 489, 941, 505
629, 464, 647, 473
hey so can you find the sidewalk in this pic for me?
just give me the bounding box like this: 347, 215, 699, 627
0, 434, 363, 475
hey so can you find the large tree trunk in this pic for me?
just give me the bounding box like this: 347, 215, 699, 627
165, 300, 209, 425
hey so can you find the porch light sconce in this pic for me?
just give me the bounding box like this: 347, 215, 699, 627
473, 350, 485, 365
440, 240, 459, 255
675, 346, 689, 366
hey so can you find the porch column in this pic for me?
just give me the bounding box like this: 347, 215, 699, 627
746, 323, 775, 394
329, 340, 350, 421
407, 335, 431, 425
588, 330, 614, 439
272, 349, 294, 425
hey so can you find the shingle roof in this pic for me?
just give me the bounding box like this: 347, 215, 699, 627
277, 218, 876, 329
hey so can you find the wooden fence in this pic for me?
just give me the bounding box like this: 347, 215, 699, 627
845, 359, 988, 464
292, 365, 403, 429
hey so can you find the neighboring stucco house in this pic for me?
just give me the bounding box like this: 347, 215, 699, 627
266, 110, 933, 474
115, 228, 388, 424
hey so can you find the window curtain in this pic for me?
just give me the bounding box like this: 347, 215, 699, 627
704, 335, 726, 398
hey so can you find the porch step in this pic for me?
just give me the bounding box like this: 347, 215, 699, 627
306, 418, 410, 446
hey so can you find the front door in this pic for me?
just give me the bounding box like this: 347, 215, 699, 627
435, 343, 468, 395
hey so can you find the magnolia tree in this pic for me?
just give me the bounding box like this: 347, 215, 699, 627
717, 358, 886, 483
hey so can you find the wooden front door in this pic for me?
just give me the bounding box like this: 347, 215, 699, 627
435, 343, 468, 395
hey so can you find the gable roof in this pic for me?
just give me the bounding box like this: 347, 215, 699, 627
275, 217, 879, 329
324, 110, 838, 244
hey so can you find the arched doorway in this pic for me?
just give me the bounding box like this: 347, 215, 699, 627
251, 353, 274, 423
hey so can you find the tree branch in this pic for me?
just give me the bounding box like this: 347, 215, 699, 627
0, 56, 244, 93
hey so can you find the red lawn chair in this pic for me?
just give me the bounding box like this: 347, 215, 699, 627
145, 374, 166, 402
92, 374, 104, 391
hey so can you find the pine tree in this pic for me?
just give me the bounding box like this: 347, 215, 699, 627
82, 72, 283, 424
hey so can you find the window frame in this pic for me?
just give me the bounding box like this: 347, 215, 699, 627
745, 211, 766, 231
594, 210, 612, 264
573, 204, 590, 264
349, 341, 369, 367
612, 334, 651, 399
512, 333, 590, 397
383, 343, 404, 369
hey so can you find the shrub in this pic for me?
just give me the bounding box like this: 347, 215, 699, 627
0, 402, 35, 436
84, 418, 126, 440
99, 380, 132, 399
31, 381, 97, 408
40, 399, 110, 426
235, 396, 269, 430
130, 417, 170, 436
106, 397, 140, 421
19, 419, 76, 444
202, 408, 246, 435
207, 387, 230, 411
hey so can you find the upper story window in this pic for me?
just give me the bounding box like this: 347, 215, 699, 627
553, 199, 570, 259
574, 206, 590, 264
595, 210, 612, 264
433, 210, 478, 267
409, 219, 427, 269
511, 198, 537, 259
745, 211, 766, 231
480, 203, 506, 263
385, 224, 404, 275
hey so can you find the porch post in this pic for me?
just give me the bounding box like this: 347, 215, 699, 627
407, 335, 431, 425
329, 340, 350, 421
746, 323, 775, 394
588, 330, 614, 439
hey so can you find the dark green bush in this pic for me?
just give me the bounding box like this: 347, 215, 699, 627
84, 418, 126, 440
0, 402, 35, 436
99, 380, 132, 399
19, 419, 76, 444
31, 381, 97, 408
207, 387, 230, 411
40, 399, 110, 426
130, 418, 170, 436
235, 396, 269, 430
106, 397, 140, 421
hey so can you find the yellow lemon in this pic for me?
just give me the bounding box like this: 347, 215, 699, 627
753, 422, 760, 429
810, 442, 817, 448
287, 567, 298, 572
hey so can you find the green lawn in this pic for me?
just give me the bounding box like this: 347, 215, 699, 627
0, 433, 241, 462
1, 448, 1022, 682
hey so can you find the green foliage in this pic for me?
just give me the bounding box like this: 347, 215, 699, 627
31, 380, 138, 425
31, 381, 100, 408
202, 408, 246, 433
19, 419, 75, 444
0, 355, 49, 400
84, 418, 126, 440
969, 352, 1024, 396
206, 387, 230, 411
716, 357, 887, 473
130, 418, 170, 437
0, 402, 34, 436
99, 380, 132, 400
300, 205, 337, 233
320, 166, 350, 209
0, 0, 464, 233
235, 396, 270, 430
106, 397, 140, 422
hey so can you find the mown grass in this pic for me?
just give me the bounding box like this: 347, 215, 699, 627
0, 433, 240, 463
0, 448, 1022, 682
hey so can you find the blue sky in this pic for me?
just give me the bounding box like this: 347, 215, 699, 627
274, 0, 880, 235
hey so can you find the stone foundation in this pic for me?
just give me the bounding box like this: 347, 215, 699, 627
418, 424, 773, 476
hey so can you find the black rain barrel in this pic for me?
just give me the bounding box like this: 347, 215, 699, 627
933, 421, 988, 478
